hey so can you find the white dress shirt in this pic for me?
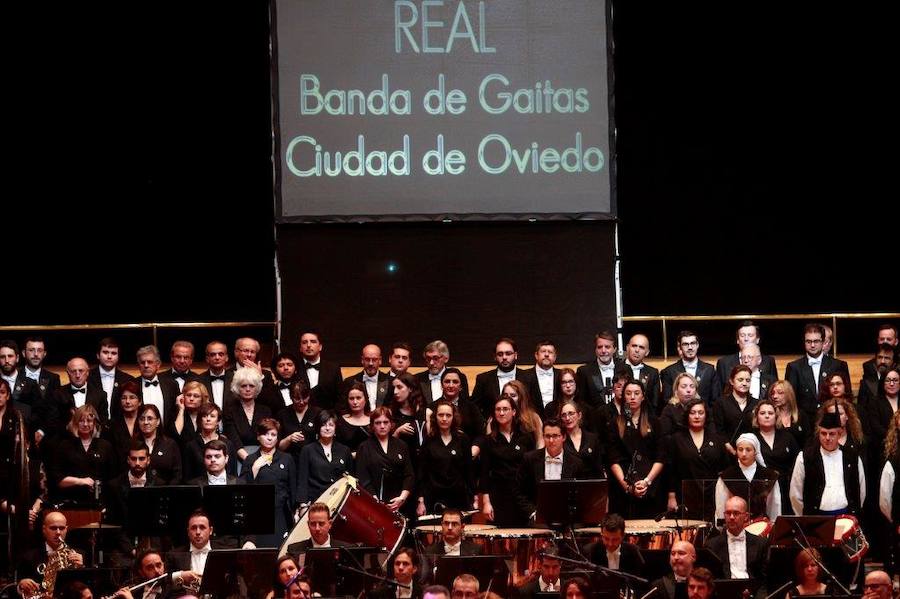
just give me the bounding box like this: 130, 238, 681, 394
682, 360, 698, 378
750, 370, 761, 400
98, 367, 117, 402
208, 371, 225, 410
606, 547, 620, 570
363, 374, 379, 411
142, 377, 165, 421
789, 447, 866, 515
70, 385, 88, 409
128, 472, 147, 488
496, 368, 515, 389
544, 452, 563, 480
207, 472, 227, 485
726, 530, 749, 578
429, 369, 445, 402
807, 355, 823, 392
305, 359, 321, 389
539, 577, 559, 592
879, 461, 895, 522
536, 366, 555, 407
191, 542, 211, 574
443, 541, 461, 556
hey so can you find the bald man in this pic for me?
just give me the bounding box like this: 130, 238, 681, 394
37, 357, 109, 443
862, 570, 893, 599
649, 541, 697, 599
619, 334, 661, 413
740, 345, 776, 401
343, 343, 390, 410
704, 496, 768, 579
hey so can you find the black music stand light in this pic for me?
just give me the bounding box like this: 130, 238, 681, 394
126, 486, 203, 543
769, 516, 835, 548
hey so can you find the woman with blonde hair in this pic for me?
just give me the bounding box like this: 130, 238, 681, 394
171, 380, 209, 446
50, 404, 117, 505
660, 372, 700, 436
768, 380, 809, 447
499, 379, 544, 448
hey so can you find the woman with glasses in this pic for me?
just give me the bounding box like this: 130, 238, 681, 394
135, 403, 182, 484
558, 398, 605, 478
868, 367, 900, 455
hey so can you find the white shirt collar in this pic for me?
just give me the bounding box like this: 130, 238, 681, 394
192, 542, 212, 554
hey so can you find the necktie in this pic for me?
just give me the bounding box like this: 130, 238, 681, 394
144, 380, 159, 387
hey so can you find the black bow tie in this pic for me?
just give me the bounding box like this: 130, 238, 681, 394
72, 387, 86, 394
173, 371, 191, 378
305, 363, 320, 371
279, 382, 291, 390
209, 375, 225, 382
144, 380, 159, 387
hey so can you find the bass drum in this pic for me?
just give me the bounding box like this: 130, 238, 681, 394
742, 516, 772, 538
280, 474, 407, 563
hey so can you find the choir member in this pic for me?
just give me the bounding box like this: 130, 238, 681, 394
355, 406, 415, 515
336, 382, 371, 454
183, 402, 238, 481
416, 399, 475, 515
558, 398, 605, 478
712, 366, 758, 453
49, 404, 117, 505
390, 372, 430, 456
660, 372, 701, 436
277, 379, 321, 469
104, 380, 142, 471
753, 398, 799, 514
297, 410, 353, 505
136, 403, 182, 484
768, 380, 810, 449
169, 380, 207, 449
240, 417, 296, 547
715, 433, 781, 522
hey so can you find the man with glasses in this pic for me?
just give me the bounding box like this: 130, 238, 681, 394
716, 321, 779, 388
860, 342, 898, 406
515, 419, 585, 521
416, 340, 469, 404
576, 330, 624, 409
785, 324, 851, 420
471, 338, 524, 417
704, 496, 768, 580
861, 571, 894, 599
661, 331, 720, 405
520, 340, 562, 418
739, 344, 776, 402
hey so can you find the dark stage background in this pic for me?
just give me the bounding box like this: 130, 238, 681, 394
8, 3, 891, 361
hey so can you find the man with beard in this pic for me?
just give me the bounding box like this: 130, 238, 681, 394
520, 341, 562, 418
0, 339, 40, 412
576, 331, 623, 409
661, 331, 719, 405
343, 344, 390, 410
471, 338, 525, 417
785, 324, 851, 421
859, 328, 898, 406
416, 340, 469, 404
21, 337, 61, 400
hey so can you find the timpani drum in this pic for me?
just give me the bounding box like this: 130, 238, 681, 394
619, 519, 709, 549
413, 523, 496, 546
466, 527, 557, 583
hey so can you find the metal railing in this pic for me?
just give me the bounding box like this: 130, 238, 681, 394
622, 312, 900, 360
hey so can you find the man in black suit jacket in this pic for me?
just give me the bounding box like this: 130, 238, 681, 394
715, 321, 778, 389
298, 331, 344, 411
620, 334, 662, 413
471, 338, 526, 417
415, 340, 470, 404
704, 496, 767, 580
1, 340, 42, 410
660, 331, 720, 405
517, 545, 563, 597
862, 324, 898, 378
159, 340, 200, 392
859, 343, 897, 406
135, 345, 180, 429
53, 357, 110, 426
422, 509, 483, 558
89, 337, 135, 417
785, 323, 851, 419
20, 337, 61, 400
286, 502, 353, 556
576, 331, 624, 409
187, 439, 243, 486
519, 341, 562, 418
516, 419, 585, 520
134, 549, 183, 599
199, 340, 234, 411
343, 344, 391, 410
587, 513, 645, 577
739, 345, 777, 402
16, 510, 86, 598
648, 540, 697, 599
105, 441, 161, 561
166, 510, 232, 583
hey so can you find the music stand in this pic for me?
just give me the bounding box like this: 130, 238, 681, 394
769, 516, 835, 548
202, 484, 276, 536
302, 547, 376, 597
199, 548, 277, 599
54, 567, 117, 598
536, 479, 608, 527
434, 555, 510, 597
680, 479, 717, 522
694, 548, 724, 580
126, 486, 203, 541
713, 578, 762, 599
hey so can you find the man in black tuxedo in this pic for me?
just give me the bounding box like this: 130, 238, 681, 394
422, 509, 483, 558
647, 540, 696, 599
167, 510, 230, 583
106, 441, 160, 563
233, 337, 273, 380
576, 330, 623, 409
21, 336, 61, 400
16, 510, 86, 598
298, 331, 344, 411
785, 323, 851, 420
0, 339, 41, 411
188, 439, 242, 486
381, 341, 413, 408
286, 502, 351, 556
199, 340, 233, 411
135, 345, 179, 429
343, 344, 390, 410
621, 334, 662, 414
159, 340, 199, 392
859, 343, 897, 406
52, 356, 110, 426
471, 338, 525, 417
661, 331, 720, 405
587, 513, 645, 577
416, 340, 470, 404
133, 549, 182, 599
740, 345, 776, 402
715, 321, 778, 389
863, 324, 898, 377
369, 547, 423, 599
519, 341, 562, 418
516, 419, 585, 521
516, 545, 563, 597
704, 496, 767, 580
89, 337, 135, 417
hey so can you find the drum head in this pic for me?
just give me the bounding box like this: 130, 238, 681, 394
833, 515, 857, 541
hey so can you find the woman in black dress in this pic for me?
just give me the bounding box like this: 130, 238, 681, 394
224, 367, 272, 468
477, 395, 535, 527
136, 403, 182, 484
712, 365, 758, 454
336, 382, 371, 454
416, 399, 475, 515
558, 398, 605, 478
355, 406, 415, 515
169, 380, 207, 450
607, 380, 665, 518
665, 398, 729, 519
390, 372, 430, 457
240, 417, 297, 547
753, 398, 798, 514
660, 373, 700, 436
436, 368, 484, 442
183, 402, 238, 481
277, 380, 321, 470
49, 404, 117, 506
769, 380, 810, 448
103, 380, 142, 472
297, 410, 354, 505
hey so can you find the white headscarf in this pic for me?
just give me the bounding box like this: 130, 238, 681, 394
735, 433, 766, 467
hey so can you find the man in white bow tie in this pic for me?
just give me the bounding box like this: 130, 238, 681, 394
785, 323, 850, 421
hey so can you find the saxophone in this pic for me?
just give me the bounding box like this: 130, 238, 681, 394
29, 541, 78, 599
